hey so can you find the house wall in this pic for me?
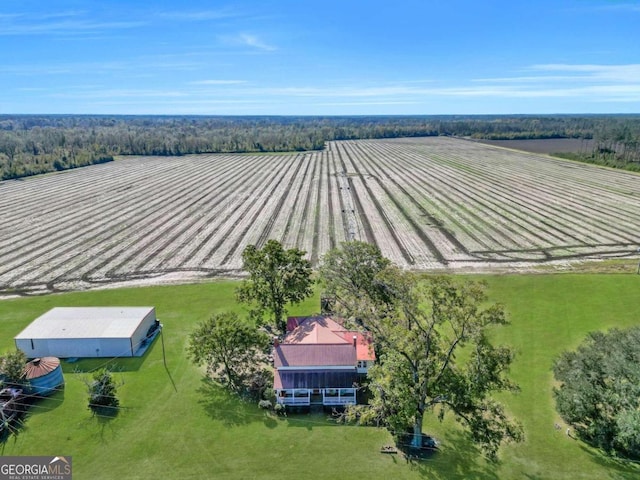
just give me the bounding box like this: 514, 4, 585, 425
15, 308, 157, 358
276, 369, 357, 390
129, 308, 157, 356
357, 360, 370, 374
15, 338, 45, 358
16, 337, 134, 358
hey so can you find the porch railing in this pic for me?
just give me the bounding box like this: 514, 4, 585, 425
277, 388, 311, 405
277, 388, 357, 406
322, 388, 356, 405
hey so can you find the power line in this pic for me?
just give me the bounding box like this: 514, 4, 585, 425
1, 325, 167, 423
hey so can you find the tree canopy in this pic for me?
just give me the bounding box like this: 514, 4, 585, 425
237, 240, 313, 334
0, 350, 26, 387
319, 240, 391, 308
187, 311, 271, 398
554, 326, 640, 459
2, 114, 640, 180
321, 242, 523, 459
86, 368, 121, 416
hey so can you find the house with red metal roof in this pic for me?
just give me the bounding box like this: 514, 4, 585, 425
274, 316, 375, 407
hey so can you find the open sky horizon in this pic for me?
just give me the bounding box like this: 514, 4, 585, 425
1, 0, 639, 116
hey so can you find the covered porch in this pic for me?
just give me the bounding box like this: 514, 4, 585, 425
274, 368, 357, 406
321, 388, 356, 405
275, 387, 356, 406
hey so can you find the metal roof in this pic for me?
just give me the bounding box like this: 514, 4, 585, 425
274, 344, 356, 367
338, 331, 376, 361
284, 317, 349, 345
283, 316, 376, 361
274, 369, 357, 389
23, 357, 61, 379
15, 307, 155, 340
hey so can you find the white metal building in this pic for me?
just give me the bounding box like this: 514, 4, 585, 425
14, 307, 158, 358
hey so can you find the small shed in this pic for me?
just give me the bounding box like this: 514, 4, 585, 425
14, 307, 158, 359
23, 357, 64, 396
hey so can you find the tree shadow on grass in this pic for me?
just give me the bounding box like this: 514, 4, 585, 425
403, 429, 500, 480
93, 407, 120, 443
282, 409, 342, 431
522, 474, 545, 480
262, 412, 278, 429
576, 443, 640, 480
0, 415, 27, 450
59, 338, 161, 374
61, 354, 148, 374
196, 377, 254, 427
23, 388, 65, 417
76, 405, 121, 444
1, 389, 65, 448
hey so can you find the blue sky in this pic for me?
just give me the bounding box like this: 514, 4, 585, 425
0, 0, 639, 115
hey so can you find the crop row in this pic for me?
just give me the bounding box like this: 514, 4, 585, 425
1, 137, 639, 294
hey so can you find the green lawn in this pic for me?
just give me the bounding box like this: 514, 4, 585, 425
1, 276, 639, 479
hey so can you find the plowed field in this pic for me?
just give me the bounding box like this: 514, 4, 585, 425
2, 137, 639, 295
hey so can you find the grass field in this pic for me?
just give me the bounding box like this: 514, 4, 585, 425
1, 276, 639, 479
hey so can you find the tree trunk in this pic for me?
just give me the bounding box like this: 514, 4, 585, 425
411, 414, 423, 448
275, 305, 284, 334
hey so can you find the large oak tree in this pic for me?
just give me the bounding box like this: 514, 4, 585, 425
320, 242, 523, 459
237, 240, 313, 334
188, 312, 271, 397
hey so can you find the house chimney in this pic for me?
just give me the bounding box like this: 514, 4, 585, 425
352, 335, 357, 347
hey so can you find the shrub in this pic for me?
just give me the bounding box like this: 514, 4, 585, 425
554, 326, 640, 458
258, 400, 273, 410
274, 403, 286, 416
0, 350, 26, 386
247, 369, 273, 402
86, 368, 121, 416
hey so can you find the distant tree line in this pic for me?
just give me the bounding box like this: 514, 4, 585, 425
551, 119, 640, 171
1, 114, 639, 180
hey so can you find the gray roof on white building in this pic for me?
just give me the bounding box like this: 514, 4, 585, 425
15, 307, 155, 340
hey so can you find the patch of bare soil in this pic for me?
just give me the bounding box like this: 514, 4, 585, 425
473, 138, 594, 155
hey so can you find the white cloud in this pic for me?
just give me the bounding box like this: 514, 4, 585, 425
0, 59, 202, 75
36, 11, 87, 21
239, 33, 277, 51
0, 18, 146, 36
473, 64, 640, 85
471, 75, 595, 83
14, 76, 640, 109
314, 101, 419, 107
246, 85, 436, 98
460, 64, 640, 103
171, 78, 640, 103
590, 3, 640, 13
189, 80, 247, 85
220, 33, 277, 52
50, 88, 190, 99
528, 63, 640, 82
157, 9, 240, 21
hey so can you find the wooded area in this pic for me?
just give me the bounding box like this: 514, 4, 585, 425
1, 115, 639, 180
